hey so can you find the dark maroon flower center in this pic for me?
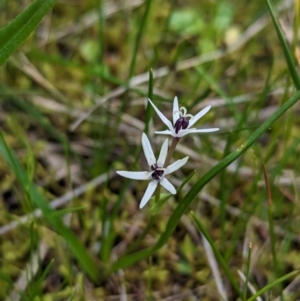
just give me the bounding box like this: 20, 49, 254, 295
151, 164, 165, 180
174, 117, 189, 134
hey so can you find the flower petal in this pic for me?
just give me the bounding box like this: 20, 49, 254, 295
157, 138, 168, 167
142, 133, 156, 166
154, 130, 173, 136
160, 177, 176, 194
188, 105, 211, 128
148, 98, 174, 132
139, 181, 158, 208
116, 170, 149, 180
165, 156, 189, 175
173, 96, 180, 125
190, 128, 219, 133
178, 128, 220, 137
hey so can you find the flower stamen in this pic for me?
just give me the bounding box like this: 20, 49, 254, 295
151, 164, 165, 180
178, 107, 193, 119
173, 107, 194, 134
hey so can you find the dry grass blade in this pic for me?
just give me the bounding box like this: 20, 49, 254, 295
6, 242, 49, 301
201, 233, 228, 301
237, 270, 263, 301
7, 207, 75, 300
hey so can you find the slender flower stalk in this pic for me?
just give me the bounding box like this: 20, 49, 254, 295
163, 137, 179, 168
148, 96, 219, 138
116, 133, 189, 208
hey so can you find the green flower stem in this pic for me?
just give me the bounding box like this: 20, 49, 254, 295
145, 69, 154, 135
163, 137, 180, 168
155, 183, 161, 203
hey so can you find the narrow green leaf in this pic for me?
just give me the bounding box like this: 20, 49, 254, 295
108, 249, 154, 274
127, 0, 153, 80
0, 0, 56, 65
246, 270, 299, 301
265, 0, 300, 89
145, 69, 154, 135
50, 206, 86, 217
0, 132, 99, 281
110, 90, 300, 272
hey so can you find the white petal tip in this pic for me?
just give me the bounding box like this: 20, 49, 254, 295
202, 105, 211, 114
170, 188, 177, 195
208, 128, 219, 132
169, 189, 176, 195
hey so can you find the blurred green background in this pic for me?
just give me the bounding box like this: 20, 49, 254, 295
0, 0, 299, 300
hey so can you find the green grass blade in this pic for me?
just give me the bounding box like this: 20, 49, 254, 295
110, 90, 300, 272
145, 69, 154, 135
246, 270, 299, 301
50, 206, 86, 217
0, 0, 56, 65
127, 0, 152, 80
108, 249, 154, 275
265, 0, 300, 89
0, 132, 99, 281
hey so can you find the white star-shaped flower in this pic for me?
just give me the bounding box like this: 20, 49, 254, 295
148, 96, 219, 138
116, 133, 189, 209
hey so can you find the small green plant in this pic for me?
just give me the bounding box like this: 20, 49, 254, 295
0, 0, 299, 300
